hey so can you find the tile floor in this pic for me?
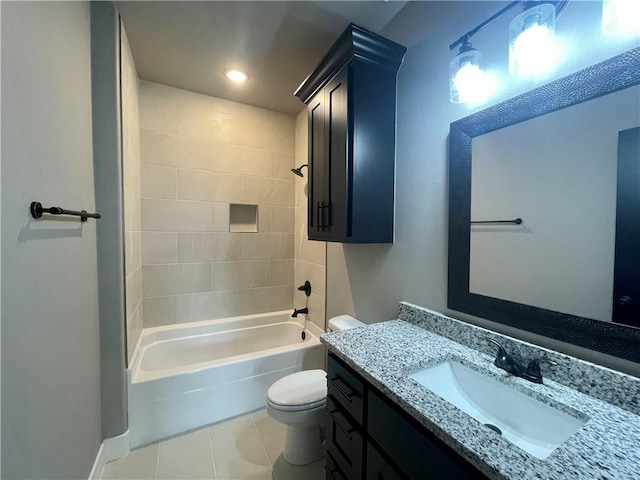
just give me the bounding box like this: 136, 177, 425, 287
100, 410, 324, 480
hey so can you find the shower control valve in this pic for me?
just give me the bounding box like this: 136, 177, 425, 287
297, 281, 312, 297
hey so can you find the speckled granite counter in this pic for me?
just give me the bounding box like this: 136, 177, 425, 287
322, 315, 640, 479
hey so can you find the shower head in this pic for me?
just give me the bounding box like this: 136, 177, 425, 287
291, 164, 308, 177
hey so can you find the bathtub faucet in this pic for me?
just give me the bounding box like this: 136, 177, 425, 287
292, 307, 309, 318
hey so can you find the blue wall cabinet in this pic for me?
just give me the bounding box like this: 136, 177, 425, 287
295, 24, 406, 243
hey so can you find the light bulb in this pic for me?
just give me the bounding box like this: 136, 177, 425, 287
454, 63, 488, 104
450, 44, 492, 104
602, 0, 640, 36
224, 69, 248, 83
509, 4, 559, 77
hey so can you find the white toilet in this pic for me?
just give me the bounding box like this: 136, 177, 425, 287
266, 315, 364, 465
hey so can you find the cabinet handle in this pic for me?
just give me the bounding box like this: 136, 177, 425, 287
317, 201, 323, 231
317, 201, 330, 231
327, 376, 355, 403
327, 408, 354, 439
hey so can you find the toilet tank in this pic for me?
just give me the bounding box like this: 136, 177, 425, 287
327, 315, 365, 332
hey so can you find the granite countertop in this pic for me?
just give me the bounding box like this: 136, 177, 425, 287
322, 320, 640, 480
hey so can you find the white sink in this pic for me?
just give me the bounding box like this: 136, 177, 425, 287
408, 360, 587, 460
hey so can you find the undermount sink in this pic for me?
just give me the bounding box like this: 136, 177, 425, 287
408, 360, 587, 460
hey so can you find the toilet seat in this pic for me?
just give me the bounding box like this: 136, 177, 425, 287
267, 369, 327, 410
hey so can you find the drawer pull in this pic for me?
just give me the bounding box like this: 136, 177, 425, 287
327, 376, 355, 403
325, 467, 345, 480
327, 409, 354, 439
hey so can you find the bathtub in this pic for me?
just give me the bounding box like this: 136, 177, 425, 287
128, 310, 324, 447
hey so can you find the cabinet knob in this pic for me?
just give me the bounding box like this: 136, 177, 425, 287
617, 295, 633, 306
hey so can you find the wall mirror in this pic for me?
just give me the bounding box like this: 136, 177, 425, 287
448, 47, 640, 363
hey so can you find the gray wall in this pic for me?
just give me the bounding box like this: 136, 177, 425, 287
326, 1, 640, 375
120, 18, 143, 362
1, 1, 102, 478
91, 1, 128, 439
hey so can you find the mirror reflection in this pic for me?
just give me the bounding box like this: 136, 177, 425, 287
469, 84, 639, 326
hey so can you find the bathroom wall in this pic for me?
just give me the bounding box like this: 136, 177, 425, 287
121, 22, 143, 360
326, 1, 640, 373
138, 82, 296, 326
293, 110, 327, 330
1, 1, 102, 478
92, 1, 128, 441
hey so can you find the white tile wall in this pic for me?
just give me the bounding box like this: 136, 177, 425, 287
138, 81, 296, 327
292, 109, 327, 330
177, 233, 242, 263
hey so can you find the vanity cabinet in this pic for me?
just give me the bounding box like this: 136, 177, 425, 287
326, 353, 487, 480
295, 24, 406, 243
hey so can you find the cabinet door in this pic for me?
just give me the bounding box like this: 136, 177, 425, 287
308, 68, 350, 241
366, 443, 405, 480
308, 91, 325, 235
323, 68, 350, 240
368, 390, 487, 479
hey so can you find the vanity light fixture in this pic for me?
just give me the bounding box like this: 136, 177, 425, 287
509, 3, 559, 77
224, 68, 248, 83
448, 1, 523, 105
448, 1, 572, 104
601, 0, 640, 36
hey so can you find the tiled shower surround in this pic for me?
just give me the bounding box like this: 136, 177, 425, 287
138, 81, 300, 327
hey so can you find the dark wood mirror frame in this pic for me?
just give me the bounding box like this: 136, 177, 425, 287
448, 47, 640, 364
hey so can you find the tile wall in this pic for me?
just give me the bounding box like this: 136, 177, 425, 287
121, 25, 143, 361
293, 110, 326, 330
138, 81, 296, 326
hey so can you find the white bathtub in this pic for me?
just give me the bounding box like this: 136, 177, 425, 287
128, 311, 324, 447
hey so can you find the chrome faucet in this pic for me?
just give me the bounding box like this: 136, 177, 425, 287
292, 307, 308, 318
488, 339, 558, 384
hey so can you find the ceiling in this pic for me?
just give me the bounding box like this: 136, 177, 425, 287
116, 1, 409, 115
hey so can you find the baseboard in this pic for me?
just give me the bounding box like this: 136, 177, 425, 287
88, 430, 130, 480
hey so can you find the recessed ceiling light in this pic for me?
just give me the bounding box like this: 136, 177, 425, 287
224, 69, 248, 83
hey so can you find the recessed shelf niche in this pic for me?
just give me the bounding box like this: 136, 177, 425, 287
229, 204, 258, 233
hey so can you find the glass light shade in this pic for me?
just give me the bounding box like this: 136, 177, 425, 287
509, 4, 558, 77
602, 0, 640, 36
450, 48, 487, 104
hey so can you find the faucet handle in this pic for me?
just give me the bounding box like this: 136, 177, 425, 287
487, 338, 507, 358
525, 358, 558, 384
526, 358, 558, 374
487, 338, 523, 376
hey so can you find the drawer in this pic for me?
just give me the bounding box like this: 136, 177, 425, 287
325, 451, 348, 480
327, 353, 365, 424
326, 396, 364, 479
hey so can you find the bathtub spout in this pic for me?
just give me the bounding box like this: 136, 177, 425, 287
292, 307, 308, 318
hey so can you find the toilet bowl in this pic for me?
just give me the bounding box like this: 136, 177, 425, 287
266, 315, 364, 465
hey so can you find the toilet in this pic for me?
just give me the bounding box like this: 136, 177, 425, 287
266, 315, 365, 465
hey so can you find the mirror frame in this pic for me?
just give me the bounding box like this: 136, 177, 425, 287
448, 47, 640, 364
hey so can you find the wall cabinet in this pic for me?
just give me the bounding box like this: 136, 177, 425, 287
295, 24, 406, 243
325, 353, 488, 480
